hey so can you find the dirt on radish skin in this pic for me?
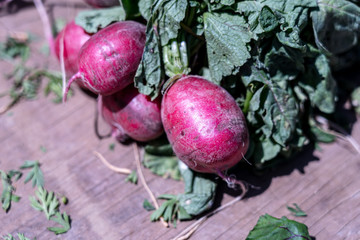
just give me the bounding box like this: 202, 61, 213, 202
54, 21, 91, 77
161, 75, 249, 173
64, 21, 146, 100
100, 85, 164, 142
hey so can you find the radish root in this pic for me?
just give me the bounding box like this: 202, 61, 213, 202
93, 150, 132, 175
133, 143, 169, 228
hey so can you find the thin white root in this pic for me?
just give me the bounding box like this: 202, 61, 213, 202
133, 143, 169, 228
171, 194, 246, 240
93, 151, 132, 175
33, 0, 55, 55
59, 31, 67, 101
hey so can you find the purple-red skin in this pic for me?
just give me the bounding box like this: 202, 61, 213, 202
100, 85, 164, 142
83, 0, 119, 8
54, 21, 91, 77
64, 21, 146, 101
161, 75, 249, 173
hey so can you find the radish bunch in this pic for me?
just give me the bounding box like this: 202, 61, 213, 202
58, 18, 249, 178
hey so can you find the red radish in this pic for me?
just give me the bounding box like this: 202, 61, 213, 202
54, 21, 91, 77
100, 85, 163, 142
64, 21, 146, 101
161, 75, 249, 174
83, 0, 119, 8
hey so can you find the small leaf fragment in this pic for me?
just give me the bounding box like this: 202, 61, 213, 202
48, 212, 71, 235
143, 199, 155, 211
20, 160, 44, 188
125, 170, 138, 184
75, 7, 126, 33
287, 203, 307, 217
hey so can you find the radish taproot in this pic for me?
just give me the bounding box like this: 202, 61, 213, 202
83, 0, 119, 8
64, 21, 146, 101
161, 75, 249, 175
54, 21, 91, 77
100, 85, 163, 142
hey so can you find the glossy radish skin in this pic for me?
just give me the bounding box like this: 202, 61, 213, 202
101, 85, 164, 142
64, 21, 146, 100
83, 0, 119, 8
54, 21, 91, 77
161, 75, 249, 173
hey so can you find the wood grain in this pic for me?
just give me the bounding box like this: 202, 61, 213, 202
1, 1, 360, 239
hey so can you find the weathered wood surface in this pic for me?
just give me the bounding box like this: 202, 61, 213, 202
1, 1, 360, 239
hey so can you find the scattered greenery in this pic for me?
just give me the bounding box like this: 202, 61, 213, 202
0, 33, 72, 115
287, 203, 308, 217
30, 187, 71, 235
143, 199, 156, 211
109, 143, 115, 151
47, 212, 71, 235
150, 162, 216, 224
20, 161, 44, 188
0, 170, 21, 213
30, 187, 59, 220
150, 194, 191, 227
125, 170, 138, 184
2, 233, 33, 240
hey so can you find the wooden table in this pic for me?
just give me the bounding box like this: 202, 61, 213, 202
1, 1, 360, 239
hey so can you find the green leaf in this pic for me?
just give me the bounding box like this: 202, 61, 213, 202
125, 170, 138, 184
20, 160, 44, 188
134, 14, 163, 99
299, 53, 336, 114
48, 212, 71, 235
351, 87, 360, 115
143, 199, 156, 211
1, 170, 21, 213
287, 203, 308, 217
30, 187, 59, 220
246, 214, 311, 240
259, 6, 279, 33
157, 0, 188, 46
138, 0, 155, 21
143, 152, 181, 181
177, 162, 217, 216
75, 6, 126, 33
253, 138, 282, 164
309, 118, 336, 143
312, 0, 360, 55
204, 12, 253, 83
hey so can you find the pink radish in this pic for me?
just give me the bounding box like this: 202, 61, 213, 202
54, 21, 91, 77
161, 75, 249, 175
64, 21, 146, 101
100, 85, 163, 142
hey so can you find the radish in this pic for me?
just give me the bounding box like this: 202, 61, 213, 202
54, 21, 91, 77
83, 0, 119, 8
100, 85, 164, 142
64, 21, 146, 101
161, 75, 249, 176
